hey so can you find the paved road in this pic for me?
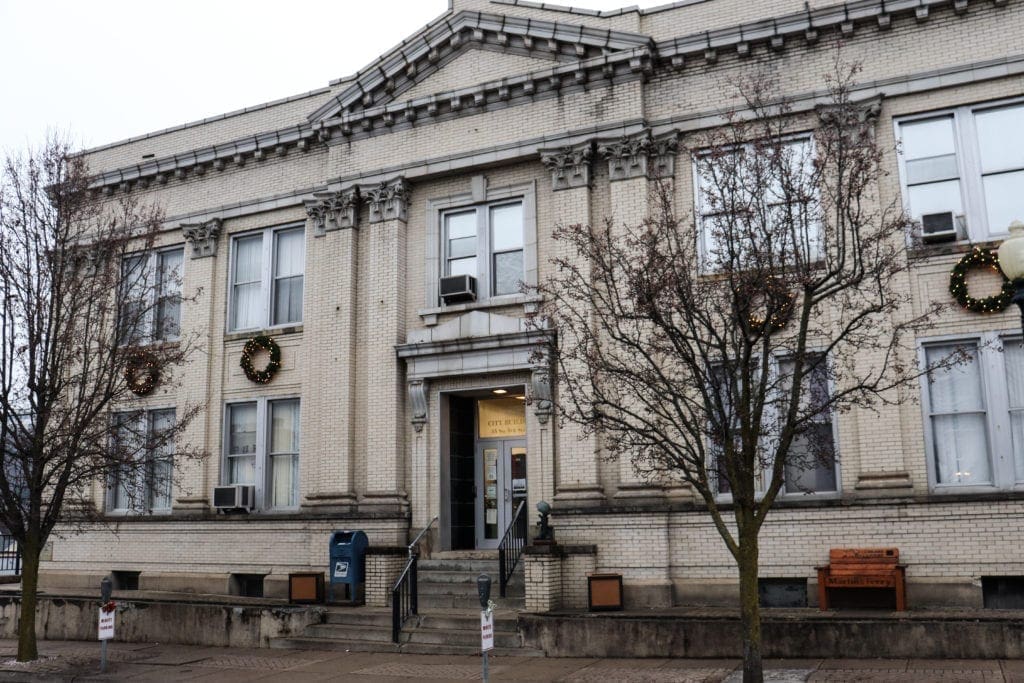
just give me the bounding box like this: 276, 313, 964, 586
0, 640, 1018, 681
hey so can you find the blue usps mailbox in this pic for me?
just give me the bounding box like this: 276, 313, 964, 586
328, 530, 368, 604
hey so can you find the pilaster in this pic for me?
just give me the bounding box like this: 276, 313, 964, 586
301, 189, 360, 511
360, 178, 411, 513
174, 218, 223, 512
539, 146, 605, 506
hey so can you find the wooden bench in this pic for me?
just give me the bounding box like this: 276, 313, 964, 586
816, 548, 906, 611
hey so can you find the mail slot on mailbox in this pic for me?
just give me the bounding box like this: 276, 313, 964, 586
328, 530, 368, 604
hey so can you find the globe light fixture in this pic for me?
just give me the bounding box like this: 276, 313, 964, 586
997, 220, 1024, 332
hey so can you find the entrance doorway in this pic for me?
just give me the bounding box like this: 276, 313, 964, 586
447, 391, 528, 550
476, 439, 527, 548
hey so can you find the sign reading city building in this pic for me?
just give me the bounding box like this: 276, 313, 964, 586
478, 398, 526, 439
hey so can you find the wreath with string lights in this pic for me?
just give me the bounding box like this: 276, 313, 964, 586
124, 349, 160, 396
748, 279, 795, 334
949, 247, 1013, 314
240, 335, 281, 384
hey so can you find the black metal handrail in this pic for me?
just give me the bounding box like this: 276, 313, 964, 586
391, 516, 437, 643
498, 501, 527, 598
391, 555, 417, 643
0, 534, 21, 577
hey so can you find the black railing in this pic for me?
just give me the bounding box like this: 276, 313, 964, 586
391, 555, 417, 643
391, 516, 437, 644
0, 535, 20, 577
498, 500, 527, 598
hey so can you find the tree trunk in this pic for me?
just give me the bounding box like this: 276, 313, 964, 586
738, 526, 763, 683
17, 538, 40, 662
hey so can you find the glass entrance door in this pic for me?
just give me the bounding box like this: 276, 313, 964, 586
475, 439, 527, 549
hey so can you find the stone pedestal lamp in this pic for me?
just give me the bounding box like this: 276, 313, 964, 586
998, 220, 1024, 331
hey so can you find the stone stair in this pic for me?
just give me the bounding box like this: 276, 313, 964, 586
417, 551, 525, 611
270, 550, 537, 655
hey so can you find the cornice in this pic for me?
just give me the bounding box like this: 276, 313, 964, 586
85, 0, 1011, 197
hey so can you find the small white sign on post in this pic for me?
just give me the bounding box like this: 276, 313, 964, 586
480, 610, 494, 652
98, 608, 115, 641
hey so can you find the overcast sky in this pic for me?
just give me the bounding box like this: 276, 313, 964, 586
0, 0, 665, 155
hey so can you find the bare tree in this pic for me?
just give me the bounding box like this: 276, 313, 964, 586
535, 64, 946, 682
0, 137, 204, 661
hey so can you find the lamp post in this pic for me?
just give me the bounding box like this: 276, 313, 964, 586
998, 220, 1024, 332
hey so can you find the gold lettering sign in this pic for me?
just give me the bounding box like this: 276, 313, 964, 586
477, 398, 526, 438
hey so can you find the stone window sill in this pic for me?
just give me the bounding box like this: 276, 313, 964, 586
418, 294, 542, 326
224, 325, 303, 343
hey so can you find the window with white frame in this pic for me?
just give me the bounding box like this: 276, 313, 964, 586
694, 137, 818, 269
108, 408, 175, 513
922, 334, 1024, 490
443, 200, 524, 299
225, 398, 300, 509
119, 247, 183, 345
709, 353, 837, 495
229, 225, 304, 331
897, 100, 1024, 241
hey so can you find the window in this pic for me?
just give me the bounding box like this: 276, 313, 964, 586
921, 333, 1024, 490
694, 137, 818, 269
442, 200, 524, 299
108, 408, 175, 513
897, 100, 1024, 241
229, 225, 304, 331
709, 353, 837, 495
119, 247, 183, 345
225, 398, 300, 509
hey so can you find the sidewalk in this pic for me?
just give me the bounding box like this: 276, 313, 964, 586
0, 640, 1019, 682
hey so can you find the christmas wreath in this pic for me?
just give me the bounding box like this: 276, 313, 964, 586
748, 279, 795, 334
240, 335, 281, 384
949, 247, 1013, 314
124, 349, 159, 396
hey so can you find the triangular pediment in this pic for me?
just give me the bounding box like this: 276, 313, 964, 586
308, 10, 651, 123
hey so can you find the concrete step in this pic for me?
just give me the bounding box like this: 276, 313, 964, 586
418, 558, 501, 573
322, 610, 392, 626
418, 593, 525, 610
419, 573, 524, 589
418, 582, 525, 599
405, 625, 523, 649
304, 623, 394, 642
415, 612, 520, 632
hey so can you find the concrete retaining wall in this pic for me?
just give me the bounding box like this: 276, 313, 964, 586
521, 611, 1024, 659
0, 596, 322, 648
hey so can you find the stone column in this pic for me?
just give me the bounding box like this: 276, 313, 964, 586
360, 178, 411, 513
540, 143, 605, 506
301, 188, 360, 511
175, 218, 223, 512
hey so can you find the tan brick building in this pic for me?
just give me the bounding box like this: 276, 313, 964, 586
43, 0, 1024, 611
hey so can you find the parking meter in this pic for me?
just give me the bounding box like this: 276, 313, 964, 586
100, 576, 112, 603
477, 573, 491, 610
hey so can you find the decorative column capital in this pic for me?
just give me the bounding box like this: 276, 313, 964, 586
366, 178, 411, 224
540, 142, 593, 191
596, 129, 679, 181
181, 218, 222, 259
598, 131, 653, 181
305, 187, 360, 236
815, 93, 884, 127
649, 131, 679, 180
408, 379, 428, 433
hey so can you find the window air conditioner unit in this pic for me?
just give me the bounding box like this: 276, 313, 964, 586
439, 274, 477, 304
920, 212, 964, 244
213, 485, 255, 512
